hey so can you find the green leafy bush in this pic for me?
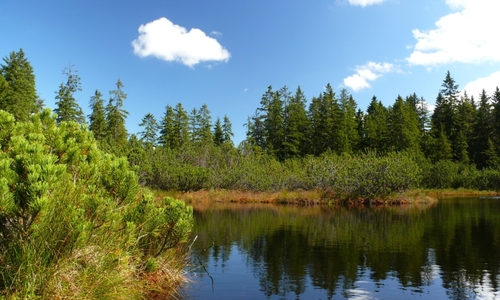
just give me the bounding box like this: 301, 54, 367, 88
0, 109, 193, 298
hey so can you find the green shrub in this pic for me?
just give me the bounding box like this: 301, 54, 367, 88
0, 109, 193, 298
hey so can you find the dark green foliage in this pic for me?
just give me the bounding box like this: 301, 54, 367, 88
158, 104, 176, 148
189, 104, 212, 145
337, 89, 360, 154
308, 84, 341, 155
54, 64, 85, 124
173, 103, 190, 148
0, 49, 38, 121
283, 86, 310, 158
471, 90, 492, 169
388, 95, 421, 153
88, 90, 107, 141
139, 113, 159, 146
363, 96, 389, 152
106, 79, 129, 151
213, 117, 224, 146
222, 115, 234, 145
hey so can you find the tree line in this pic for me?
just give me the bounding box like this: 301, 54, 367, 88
0, 49, 234, 156
245, 73, 500, 170
3, 48, 500, 194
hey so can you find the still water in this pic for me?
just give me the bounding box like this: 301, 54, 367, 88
185, 198, 500, 299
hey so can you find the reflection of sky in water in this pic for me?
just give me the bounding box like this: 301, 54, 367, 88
187, 244, 500, 299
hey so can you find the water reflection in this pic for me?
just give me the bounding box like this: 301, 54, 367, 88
187, 199, 500, 299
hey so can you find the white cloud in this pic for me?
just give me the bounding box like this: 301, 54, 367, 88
343, 62, 398, 92
407, 0, 500, 66
132, 17, 231, 67
348, 0, 387, 7
463, 71, 500, 98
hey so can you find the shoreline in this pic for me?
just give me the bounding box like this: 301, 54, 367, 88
155, 188, 500, 206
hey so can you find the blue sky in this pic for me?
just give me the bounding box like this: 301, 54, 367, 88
1, 0, 499, 144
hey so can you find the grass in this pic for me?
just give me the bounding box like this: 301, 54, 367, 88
152, 188, 453, 206
153, 187, 500, 207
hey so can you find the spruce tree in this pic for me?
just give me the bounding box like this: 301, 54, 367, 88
159, 104, 175, 148
188, 107, 200, 143
337, 89, 360, 154
426, 128, 453, 162
307, 95, 323, 155
245, 110, 266, 150
106, 79, 129, 148
222, 115, 234, 145
0, 74, 8, 111
213, 117, 224, 146
139, 113, 160, 147
387, 95, 421, 153
364, 96, 389, 152
322, 84, 341, 153
259, 86, 284, 159
307, 84, 340, 155
0, 49, 38, 121
283, 86, 309, 158
54, 64, 85, 124
453, 92, 476, 164
173, 103, 190, 148
198, 104, 213, 145
471, 89, 492, 168
88, 90, 107, 141
492, 87, 500, 155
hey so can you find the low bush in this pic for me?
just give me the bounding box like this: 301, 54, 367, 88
0, 109, 193, 299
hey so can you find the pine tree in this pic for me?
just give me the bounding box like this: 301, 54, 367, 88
282, 86, 309, 158
0, 74, 8, 111
307, 95, 323, 155
307, 84, 340, 155
159, 104, 176, 148
337, 89, 359, 155
259, 86, 284, 158
483, 138, 499, 169
453, 91, 476, 164
198, 104, 213, 145
213, 117, 224, 146
405, 93, 429, 153
189, 107, 200, 143
139, 113, 160, 147
471, 89, 492, 168
54, 64, 85, 124
355, 108, 365, 151
173, 103, 190, 148
222, 115, 234, 145
88, 90, 107, 141
387, 95, 421, 153
492, 87, 500, 156
364, 96, 389, 152
245, 110, 266, 150
322, 84, 341, 153
106, 79, 129, 147
426, 128, 453, 162
0, 49, 37, 121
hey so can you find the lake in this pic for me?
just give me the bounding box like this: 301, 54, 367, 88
184, 197, 500, 299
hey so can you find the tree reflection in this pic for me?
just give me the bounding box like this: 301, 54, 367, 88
190, 199, 500, 299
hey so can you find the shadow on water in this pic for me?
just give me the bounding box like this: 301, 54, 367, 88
186, 198, 500, 299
